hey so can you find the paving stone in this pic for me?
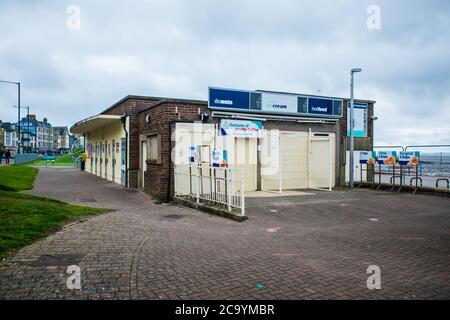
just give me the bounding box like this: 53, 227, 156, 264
0, 168, 449, 299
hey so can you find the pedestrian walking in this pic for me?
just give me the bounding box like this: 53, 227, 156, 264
5, 149, 11, 165
0, 149, 4, 165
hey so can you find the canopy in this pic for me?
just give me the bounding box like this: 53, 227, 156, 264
70, 115, 121, 135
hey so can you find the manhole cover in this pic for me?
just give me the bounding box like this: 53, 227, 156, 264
77, 198, 97, 203
163, 214, 187, 220
32, 254, 83, 267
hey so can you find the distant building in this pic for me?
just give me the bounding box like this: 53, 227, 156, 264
37, 117, 53, 151
53, 126, 70, 153
0, 122, 18, 152
19, 115, 39, 152
0, 123, 4, 148
19, 115, 60, 152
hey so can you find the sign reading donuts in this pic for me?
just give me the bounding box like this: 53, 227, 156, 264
398, 151, 420, 166
377, 151, 397, 165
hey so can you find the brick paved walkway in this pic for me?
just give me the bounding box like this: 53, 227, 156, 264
0, 168, 449, 299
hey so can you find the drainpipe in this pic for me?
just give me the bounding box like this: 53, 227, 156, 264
121, 113, 129, 188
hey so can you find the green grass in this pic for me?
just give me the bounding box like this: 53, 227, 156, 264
0, 165, 107, 259
0, 166, 38, 191
26, 153, 76, 167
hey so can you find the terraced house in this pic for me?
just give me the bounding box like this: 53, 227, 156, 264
19, 115, 70, 153
52, 126, 70, 153
0, 121, 18, 153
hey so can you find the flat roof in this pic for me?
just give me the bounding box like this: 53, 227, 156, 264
70, 115, 122, 135
100, 95, 207, 115
137, 98, 208, 114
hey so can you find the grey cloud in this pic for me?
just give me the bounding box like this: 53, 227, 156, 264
0, 0, 449, 146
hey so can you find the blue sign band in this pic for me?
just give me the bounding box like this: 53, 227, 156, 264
308, 98, 333, 115
209, 88, 250, 110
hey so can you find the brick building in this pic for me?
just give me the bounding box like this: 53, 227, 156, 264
71, 88, 375, 201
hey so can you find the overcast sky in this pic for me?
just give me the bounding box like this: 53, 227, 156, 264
0, 0, 449, 147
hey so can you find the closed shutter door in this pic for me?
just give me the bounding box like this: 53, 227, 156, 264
280, 131, 309, 189
234, 137, 257, 192
309, 134, 336, 189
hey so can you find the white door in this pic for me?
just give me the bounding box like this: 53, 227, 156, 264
280, 131, 309, 190
309, 135, 336, 189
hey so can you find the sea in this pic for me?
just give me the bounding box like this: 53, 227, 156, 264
419, 153, 450, 177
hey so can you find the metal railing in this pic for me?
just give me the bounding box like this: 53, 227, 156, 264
370, 145, 450, 190
174, 164, 245, 216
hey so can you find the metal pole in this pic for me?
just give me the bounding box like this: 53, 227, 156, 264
196, 164, 200, 204
0, 80, 21, 154
329, 137, 333, 191
241, 169, 245, 216
17, 82, 21, 154
349, 73, 355, 189
27, 106, 30, 153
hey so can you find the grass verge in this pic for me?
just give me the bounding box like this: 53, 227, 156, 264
0, 166, 38, 191
0, 166, 107, 260
26, 153, 76, 167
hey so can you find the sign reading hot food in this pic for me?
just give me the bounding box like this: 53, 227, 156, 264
377, 151, 397, 165
398, 151, 420, 166
359, 151, 377, 165
308, 98, 333, 115
220, 119, 263, 138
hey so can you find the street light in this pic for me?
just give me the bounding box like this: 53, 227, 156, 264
0, 80, 21, 154
349, 68, 362, 189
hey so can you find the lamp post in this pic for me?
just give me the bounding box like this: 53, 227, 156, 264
349, 68, 362, 189
0, 80, 21, 154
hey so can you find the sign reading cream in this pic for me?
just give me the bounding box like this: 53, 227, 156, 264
261, 93, 298, 113
220, 119, 263, 138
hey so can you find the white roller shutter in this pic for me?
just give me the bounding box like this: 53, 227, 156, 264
280, 131, 309, 189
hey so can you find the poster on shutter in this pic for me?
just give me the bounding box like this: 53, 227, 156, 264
359, 151, 377, 165
399, 151, 420, 166
188, 145, 201, 164
212, 149, 228, 168
377, 151, 397, 165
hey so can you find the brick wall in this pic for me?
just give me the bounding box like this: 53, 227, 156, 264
138, 102, 208, 200
102, 98, 161, 188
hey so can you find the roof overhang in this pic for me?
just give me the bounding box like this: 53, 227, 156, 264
70, 115, 122, 135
